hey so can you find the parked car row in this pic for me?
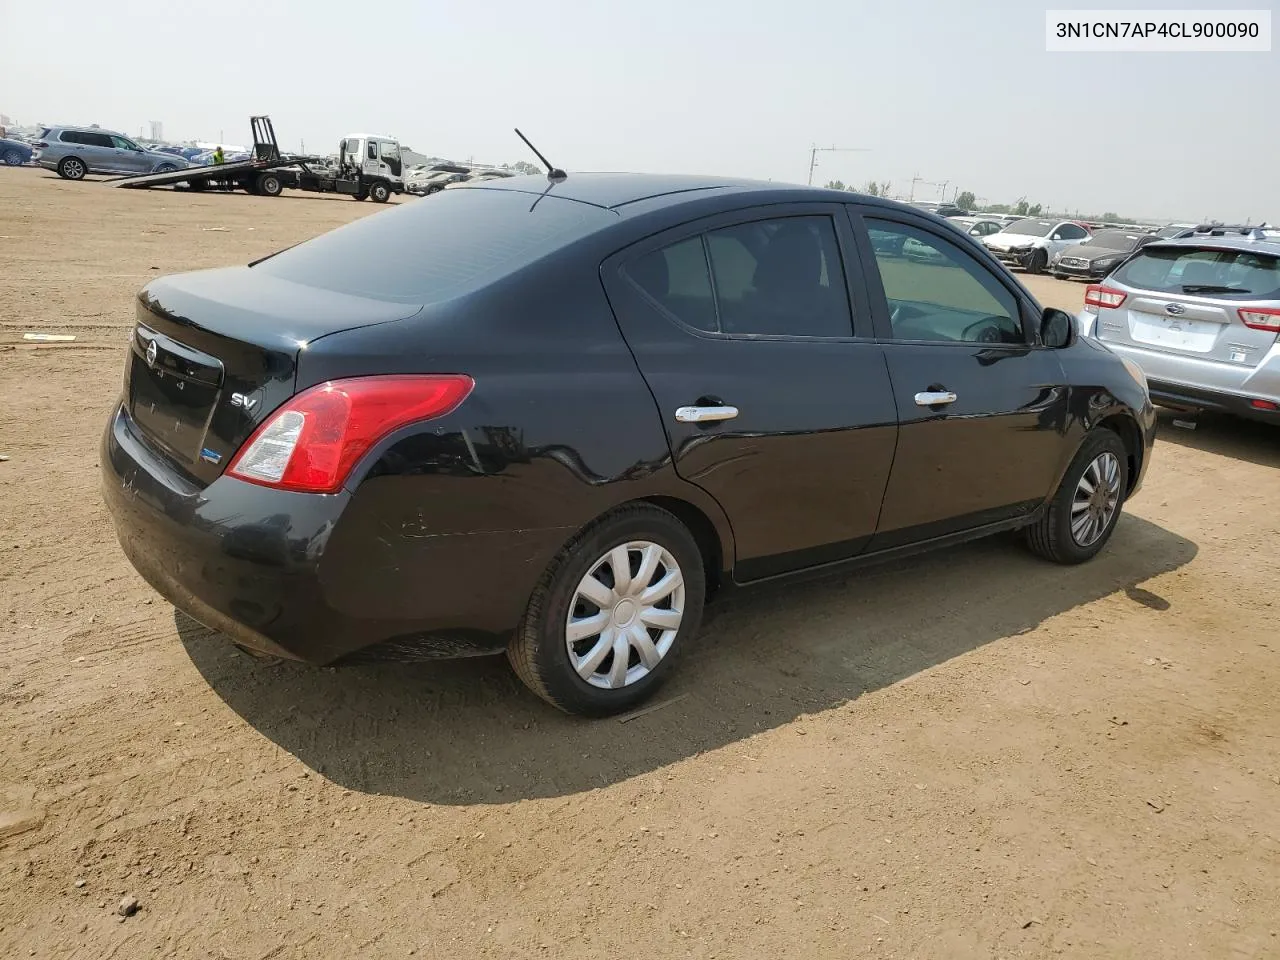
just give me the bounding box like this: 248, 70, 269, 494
405, 164, 515, 196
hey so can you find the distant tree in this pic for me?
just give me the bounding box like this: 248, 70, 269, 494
825, 179, 846, 191
1101, 211, 1120, 222
984, 202, 1011, 214
956, 191, 975, 211
511, 160, 540, 176
1014, 199, 1030, 216
1027, 203, 1043, 217
878, 181, 892, 199
861, 181, 879, 197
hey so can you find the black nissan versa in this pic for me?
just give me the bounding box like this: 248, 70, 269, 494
102, 172, 1155, 716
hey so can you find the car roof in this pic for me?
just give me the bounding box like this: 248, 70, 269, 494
1142, 235, 1280, 256
473, 172, 932, 215
54, 125, 126, 136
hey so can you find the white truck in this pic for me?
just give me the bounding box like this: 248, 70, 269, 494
113, 117, 407, 203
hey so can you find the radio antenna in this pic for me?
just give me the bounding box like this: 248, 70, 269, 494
515, 128, 566, 182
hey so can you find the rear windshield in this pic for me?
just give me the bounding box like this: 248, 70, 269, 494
1112, 246, 1280, 299
1003, 219, 1054, 237
254, 187, 615, 304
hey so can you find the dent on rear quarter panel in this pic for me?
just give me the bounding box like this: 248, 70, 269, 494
300, 257, 732, 636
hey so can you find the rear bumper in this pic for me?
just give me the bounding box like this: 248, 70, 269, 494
1088, 334, 1280, 417
101, 404, 555, 664
1147, 379, 1280, 421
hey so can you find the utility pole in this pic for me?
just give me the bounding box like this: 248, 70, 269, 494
937, 180, 950, 202
909, 174, 923, 201
807, 143, 871, 186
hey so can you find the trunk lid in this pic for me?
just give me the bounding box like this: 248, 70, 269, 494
124, 266, 421, 485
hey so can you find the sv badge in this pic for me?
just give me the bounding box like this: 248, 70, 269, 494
230, 392, 259, 411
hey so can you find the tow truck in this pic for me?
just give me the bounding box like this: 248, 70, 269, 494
110, 116, 405, 202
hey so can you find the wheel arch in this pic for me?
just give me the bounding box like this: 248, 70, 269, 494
637, 495, 729, 598
1095, 412, 1143, 497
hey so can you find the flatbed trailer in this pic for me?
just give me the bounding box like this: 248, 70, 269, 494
108, 116, 403, 202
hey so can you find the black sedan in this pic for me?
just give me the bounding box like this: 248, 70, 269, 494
1050, 229, 1159, 280
102, 173, 1156, 716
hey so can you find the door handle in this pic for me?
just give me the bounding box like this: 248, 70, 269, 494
914, 391, 957, 406
675, 405, 739, 423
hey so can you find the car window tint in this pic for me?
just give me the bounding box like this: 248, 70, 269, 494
1058, 224, 1088, 240
366, 142, 377, 161
90, 133, 115, 148
110, 136, 134, 150
706, 216, 853, 337
59, 131, 85, 144
255, 187, 615, 305
625, 238, 718, 332
865, 219, 1023, 344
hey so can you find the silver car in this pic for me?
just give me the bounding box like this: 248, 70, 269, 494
32, 126, 189, 181
1078, 232, 1280, 422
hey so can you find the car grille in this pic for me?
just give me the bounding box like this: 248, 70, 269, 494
1060, 258, 1086, 268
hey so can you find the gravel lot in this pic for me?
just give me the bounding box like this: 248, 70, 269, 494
2, 167, 1278, 959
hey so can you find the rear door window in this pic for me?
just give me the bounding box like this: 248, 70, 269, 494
625, 215, 855, 338
1112, 247, 1280, 299
59, 130, 87, 144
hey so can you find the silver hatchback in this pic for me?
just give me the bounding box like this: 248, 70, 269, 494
32, 126, 188, 181
1078, 232, 1280, 422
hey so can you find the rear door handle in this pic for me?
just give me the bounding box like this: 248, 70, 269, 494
675, 405, 739, 423
914, 391, 957, 406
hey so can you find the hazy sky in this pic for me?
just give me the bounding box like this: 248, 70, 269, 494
2, 0, 1275, 221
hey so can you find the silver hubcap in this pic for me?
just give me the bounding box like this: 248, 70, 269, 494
66, 160, 83, 177
1071, 452, 1121, 546
566, 541, 685, 690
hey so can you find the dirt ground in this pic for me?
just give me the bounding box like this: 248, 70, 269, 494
2, 167, 1279, 960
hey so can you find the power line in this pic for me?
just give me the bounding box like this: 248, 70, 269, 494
807, 143, 871, 186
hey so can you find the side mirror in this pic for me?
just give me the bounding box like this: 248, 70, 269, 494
1041, 308, 1074, 348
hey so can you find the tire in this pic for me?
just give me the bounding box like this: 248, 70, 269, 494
2, 149, 25, 166
257, 173, 283, 197
1027, 249, 1048, 274
1025, 429, 1129, 564
57, 156, 87, 181
186, 178, 207, 191
508, 504, 706, 716
154, 163, 178, 174
352, 190, 368, 201
368, 181, 391, 203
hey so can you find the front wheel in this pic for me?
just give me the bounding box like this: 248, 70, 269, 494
3, 149, 26, 166
508, 504, 706, 716
154, 163, 178, 174
368, 181, 390, 203
1026, 249, 1048, 274
1025, 429, 1128, 564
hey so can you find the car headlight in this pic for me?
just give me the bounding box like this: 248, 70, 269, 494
1093, 257, 1118, 271
1121, 357, 1148, 395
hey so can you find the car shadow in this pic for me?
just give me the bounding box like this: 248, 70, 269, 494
177, 514, 1196, 805
1153, 409, 1279, 469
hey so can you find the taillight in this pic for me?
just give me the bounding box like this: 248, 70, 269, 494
226, 375, 474, 494
33, 141, 48, 148
1238, 307, 1280, 333
1084, 285, 1127, 311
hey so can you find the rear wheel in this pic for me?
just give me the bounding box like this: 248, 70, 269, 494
257, 173, 283, 197
508, 504, 706, 716
1027, 249, 1048, 274
57, 156, 87, 180
3, 148, 25, 166
1025, 429, 1128, 564
369, 181, 390, 203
